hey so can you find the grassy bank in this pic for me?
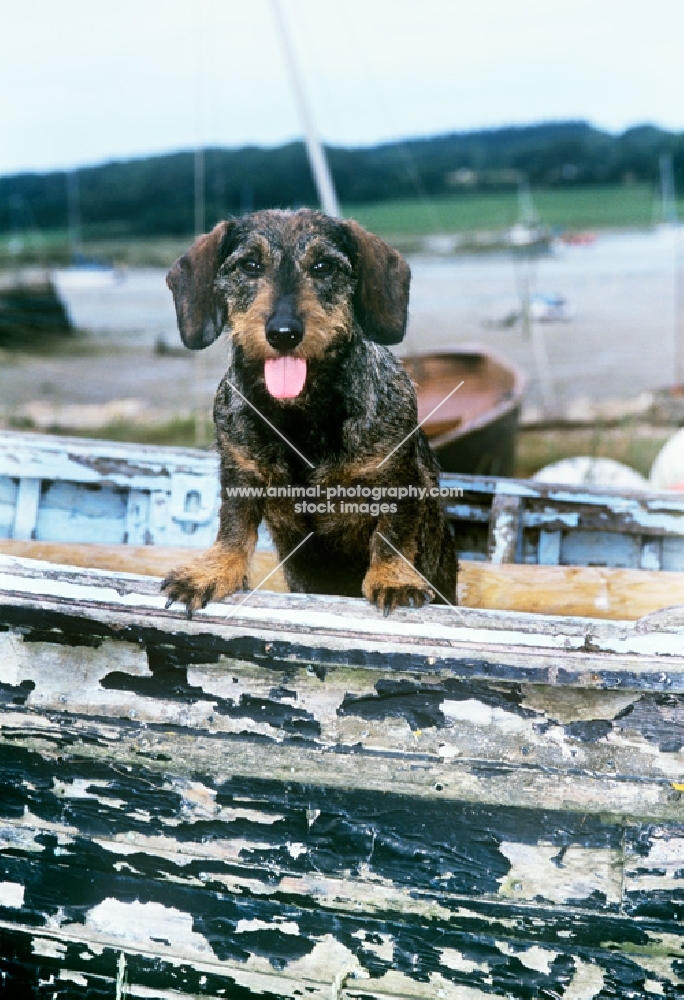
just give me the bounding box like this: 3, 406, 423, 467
1, 184, 680, 267
345, 184, 669, 240
515, 422, 671, 480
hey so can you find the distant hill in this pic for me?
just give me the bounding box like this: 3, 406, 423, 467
1, 121, 682, 239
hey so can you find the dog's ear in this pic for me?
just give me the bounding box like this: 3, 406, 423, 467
344, 219, 411, 345
166, 221, 237, 350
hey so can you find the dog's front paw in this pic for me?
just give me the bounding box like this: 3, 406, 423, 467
161, 546, 249, 617
362, 559, 434, 616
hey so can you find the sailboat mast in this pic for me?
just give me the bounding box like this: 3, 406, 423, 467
66, 170, 82, 260
660, 153, 677, 225
270, 0, 340, 218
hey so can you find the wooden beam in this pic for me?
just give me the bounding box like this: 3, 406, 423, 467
2, 539, 684, 620
459, 560, 684, 621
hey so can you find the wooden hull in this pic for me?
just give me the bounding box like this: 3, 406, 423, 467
0, 557, 683, 996
402, 346, 526, 475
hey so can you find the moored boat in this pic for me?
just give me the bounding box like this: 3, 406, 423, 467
401, 346, 526, 476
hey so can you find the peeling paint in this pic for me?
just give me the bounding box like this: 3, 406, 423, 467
441, 698, 527, 732
0, 880, 24, 908
235, 919, 300, 936
498, 842, 622, 905
439, 948, 488, 974
83, 899, 215, 958
563, 959, 605, 1000
496, 941, 559, 974
2, 555, 684, 997
59, 970, 88, 986
31, 937, 66, 959
53, 778, 126, 809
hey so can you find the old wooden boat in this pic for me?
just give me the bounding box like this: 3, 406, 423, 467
402, 346, 526, 476
1, 555, 683, 997
1, 428, 684, 995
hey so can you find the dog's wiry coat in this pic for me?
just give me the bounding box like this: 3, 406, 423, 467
162, 209, 457, 614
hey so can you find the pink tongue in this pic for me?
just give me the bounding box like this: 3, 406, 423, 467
264, 357, 307, 399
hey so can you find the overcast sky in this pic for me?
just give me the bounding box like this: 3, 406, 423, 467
2, 0, 683, 176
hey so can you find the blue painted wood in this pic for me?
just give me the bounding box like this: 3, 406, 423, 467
2, 430, 684, 570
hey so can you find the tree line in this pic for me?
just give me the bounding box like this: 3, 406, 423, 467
1, 121, 682, 239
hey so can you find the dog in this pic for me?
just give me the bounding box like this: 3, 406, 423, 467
161, 209, 457, 615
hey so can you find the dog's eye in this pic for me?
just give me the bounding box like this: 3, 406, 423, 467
311, 259, 334, 277
238, 258, 263, 276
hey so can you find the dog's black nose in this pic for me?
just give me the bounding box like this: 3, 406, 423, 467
265, 298, 304, 352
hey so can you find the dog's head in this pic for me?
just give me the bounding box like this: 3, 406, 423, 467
166, 209, 410, 400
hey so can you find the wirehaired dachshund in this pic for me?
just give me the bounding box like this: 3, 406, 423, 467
162, 209, 457, 614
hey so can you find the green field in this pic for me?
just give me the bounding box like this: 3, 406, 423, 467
344, 184, 677, 239
1, 184, 681, 266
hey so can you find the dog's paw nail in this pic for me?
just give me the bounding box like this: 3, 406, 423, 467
382, 591, 398, 616
186, 606, 193, 620
164, 596, 174, 610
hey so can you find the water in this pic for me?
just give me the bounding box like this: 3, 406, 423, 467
405, 227, 683, 412
2, 228, 682, 416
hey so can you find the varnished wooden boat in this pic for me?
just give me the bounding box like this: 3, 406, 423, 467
402, 345, 526, 476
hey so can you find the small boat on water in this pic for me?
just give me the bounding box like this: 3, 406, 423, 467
402, 346, 526, 476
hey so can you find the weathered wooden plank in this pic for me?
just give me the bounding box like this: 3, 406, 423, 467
1, 736, 683, 984
458, 561, 684, 620
6, 431, 679, 538
0, 429, 219, 488
1, 778, 683, 997
3, 555, 684, 671
2, 708, 682, 822
486, 493, 522, 563
0, 430, 220, 550
2, 555, 684, 996
2, 910, 681, 999
445, 473, 684, 536
0, 560, 682, 821
1, 616, 683, 796
0, 539, 286, 593
3, 540, 684, 620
